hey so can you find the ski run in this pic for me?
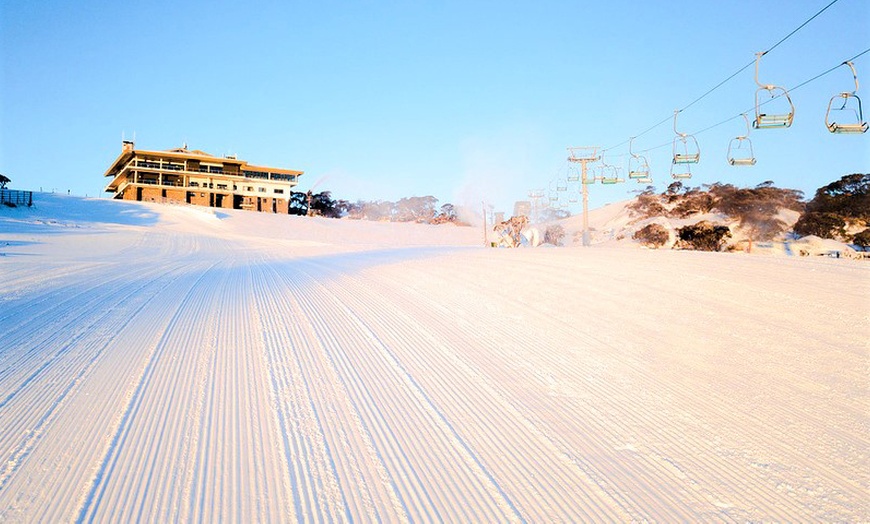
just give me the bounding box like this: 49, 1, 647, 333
0, 194, 867, 522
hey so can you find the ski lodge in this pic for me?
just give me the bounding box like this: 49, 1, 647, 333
103, 141, 303, 213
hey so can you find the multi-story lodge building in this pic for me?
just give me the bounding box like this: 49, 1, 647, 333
103, 141, 303, 213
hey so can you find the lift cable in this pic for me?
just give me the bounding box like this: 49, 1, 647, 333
601, 0, 843, 154
630, 48, 870, 156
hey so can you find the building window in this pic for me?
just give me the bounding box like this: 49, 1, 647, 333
246, 186, 254, 192
217, 184, 228, 190
258, 187, 267, 193
190, 181, 199, 187
243, 170, 270, 180
274, 189, 284, 194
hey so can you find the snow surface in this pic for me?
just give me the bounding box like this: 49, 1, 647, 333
1, 194, 868, 522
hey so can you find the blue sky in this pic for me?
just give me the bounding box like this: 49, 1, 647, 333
1, 0, 867, 214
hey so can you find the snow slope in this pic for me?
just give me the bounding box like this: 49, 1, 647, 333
1, 194, 868, 521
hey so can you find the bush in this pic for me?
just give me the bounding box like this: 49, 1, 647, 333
543, 225, 565, 246
628, 192, 666, 219
676, 221, 731, 251
670, 191, 715, 218
805, 173, 869, 221
633, 223, 669, 248
852, 228, 870, 248
793, 211, 847, 240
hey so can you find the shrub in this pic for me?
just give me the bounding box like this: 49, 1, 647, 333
628, 192, 666, 219
633, 223, 669, 248
670, 191, 715, 218
544, 225, 565, 246
676, 221, 731, 251
793, 211, 847, 239
805, 173, 869, 221
852, 228, 870, 248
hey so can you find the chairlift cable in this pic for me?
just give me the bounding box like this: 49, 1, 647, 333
761, 0, 840, 57
601, 0, 843, 154
627, 49, 870, 156
788, 47, 870, 93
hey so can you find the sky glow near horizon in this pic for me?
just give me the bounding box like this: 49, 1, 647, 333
1, 0, 867, 214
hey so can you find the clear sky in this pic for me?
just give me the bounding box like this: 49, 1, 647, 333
1, 0, 867, 215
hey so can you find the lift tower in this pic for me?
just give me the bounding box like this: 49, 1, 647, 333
567, 146, 600, 247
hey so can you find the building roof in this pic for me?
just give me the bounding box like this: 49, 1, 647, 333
103, 145, 304, 178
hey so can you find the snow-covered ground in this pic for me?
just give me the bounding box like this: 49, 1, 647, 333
1, 194, 867, 522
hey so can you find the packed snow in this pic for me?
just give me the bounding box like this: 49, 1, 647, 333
1, 194, 867, 522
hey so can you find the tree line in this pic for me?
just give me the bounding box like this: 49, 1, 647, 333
629, 174, 870, 250
289, 191, 464, 224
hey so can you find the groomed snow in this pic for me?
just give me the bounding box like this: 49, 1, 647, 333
1, 194, 867, 522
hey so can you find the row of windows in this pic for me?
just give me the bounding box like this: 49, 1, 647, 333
133, 161, 295, 182
242, 170, 270, 179
242, 170, 297, 182
135, 161, 184, 171
185, 181, 283, 193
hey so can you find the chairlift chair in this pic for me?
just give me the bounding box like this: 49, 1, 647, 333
567, 167, 581, 182
599, 162, 625, 185
671, 161, 692, 180
628, 137, 651, 179
753, 52, 795, 129
727, 113, 757, 166
826, 61, 868, 134
556, 180, 568, 191
672, 111, 700, 164
547, 180, 560, 203
635, 176, 653, 184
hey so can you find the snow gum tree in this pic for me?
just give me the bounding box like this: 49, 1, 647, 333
714, 182, 803, 252
794, 174, 869, 241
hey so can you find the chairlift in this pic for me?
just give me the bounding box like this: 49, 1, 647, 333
727, 113, 757, 166
635, 176, 653, 184
671, 160, 692, 180
568, 192, 579, 203
548, 180, 560, 202
556, 180, 568, 191
672, 110, 700, 164
567, 167, 581, 182
826, 61, 868, 134
628, 137, 651, 179
598, 160, 625, 185
753, 52, 795, 129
